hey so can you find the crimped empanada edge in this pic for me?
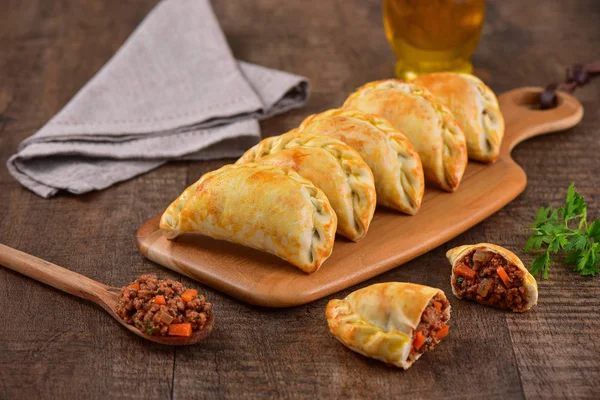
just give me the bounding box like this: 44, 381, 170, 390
459, 74, 505, 163
344, 81, 468, 192
326, 282, 450, 369
299, 108, 424, 215
159, 180, 202, 239
239, 164, 337, 273
238, 131, 375, 241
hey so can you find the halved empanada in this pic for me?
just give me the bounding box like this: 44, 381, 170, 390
343, 79, 468, 192
447, 243, 538, 312
414, 72, 505, 163
298, 108, 424, 215
326, 282, 451, 370
159, 163, 337, 273
237, 132, 376, 242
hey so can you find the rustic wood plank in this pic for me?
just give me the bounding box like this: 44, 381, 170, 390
1, 0, 599, 399
477, 2, 600, 399
0, 0, 178, 398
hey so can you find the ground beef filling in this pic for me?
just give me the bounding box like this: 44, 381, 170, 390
115, 274, 212, 337
452, 249, 527, 311
411, 294, 450, 356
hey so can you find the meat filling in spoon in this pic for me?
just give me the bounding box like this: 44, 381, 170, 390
0, 243, 214, 345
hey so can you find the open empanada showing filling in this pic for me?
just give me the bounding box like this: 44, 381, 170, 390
159, 163, 337, 274
236, 131, 376, 242
413, 72, 505, 163
299, 108, 424, 215
447, 243, 538, 312
343, 79, 467, 192
326, 282, 451, 370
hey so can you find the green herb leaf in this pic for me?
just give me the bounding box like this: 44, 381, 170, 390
529, 253, 551, 279
562, 182, 587, 224
587, 219, 600, 242
548, 237, 562, 254
566, 234, 588, 252
524, 234, 544, 252
564, 252, 580, 265
534, 206, 550, 225
524, 183, 600, 279
576, 243, 600, 276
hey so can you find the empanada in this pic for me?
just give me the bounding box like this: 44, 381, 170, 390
343, 80, 468, 192
326, 282, 451, 370
414, 72, 505, 163
446, 243, 538, 312
299, 108, 424, 215
159, 163, 337, 273
237, 132, 376, 241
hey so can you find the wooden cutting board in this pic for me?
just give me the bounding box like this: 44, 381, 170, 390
136, 87, 583, 307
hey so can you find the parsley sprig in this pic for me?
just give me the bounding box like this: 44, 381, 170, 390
525, 183, 600, 279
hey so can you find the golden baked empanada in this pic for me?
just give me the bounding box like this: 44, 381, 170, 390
446, 243, 538, 312
237, 132, 376, 241
414, 72, 505, 163
326, 282, 451, 370
343, 79, 468, 192
159, 163, 337, 273
299, 108, 424, 215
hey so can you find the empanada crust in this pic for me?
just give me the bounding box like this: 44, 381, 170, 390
159, 164, 337, 273
326, 282, 449, 369
299, 108, 424, 215
343, 80, 468, 192
446, 243, 538, 311
414, 73, 505, 163
237, 132, 376, 241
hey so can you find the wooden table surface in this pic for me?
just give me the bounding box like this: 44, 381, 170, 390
1, 1, 599, 398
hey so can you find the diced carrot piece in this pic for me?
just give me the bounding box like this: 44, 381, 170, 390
455, 264, 476, 279
168, 323, 192, 337
496, 266, 511, 287
181, 289, 198, 302
436, 324, 450, 340
154, 295, 166, 305
413, 331, 426, 350
433, 301, 442, 312
126, 283, 140, 291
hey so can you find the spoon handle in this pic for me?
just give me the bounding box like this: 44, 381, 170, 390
0, 243, 112, 304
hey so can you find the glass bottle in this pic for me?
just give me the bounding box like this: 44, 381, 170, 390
383, 0, 485, 80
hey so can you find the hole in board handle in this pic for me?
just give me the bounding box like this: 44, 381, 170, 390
513, 88, 563, 111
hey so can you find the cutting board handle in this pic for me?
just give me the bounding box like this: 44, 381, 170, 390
499, 86, 583, 153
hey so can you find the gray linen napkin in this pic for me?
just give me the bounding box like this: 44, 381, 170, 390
7, 0, 309, 198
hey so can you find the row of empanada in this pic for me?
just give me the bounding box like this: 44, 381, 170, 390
159, 108, 425, 272
159, 73, 504, 273
343, 73, 505, 190
237, 109, 424, 247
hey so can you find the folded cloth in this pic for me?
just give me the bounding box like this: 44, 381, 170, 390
7, 0, 309, 198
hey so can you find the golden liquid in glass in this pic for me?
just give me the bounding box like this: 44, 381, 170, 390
383, 0, 485, 80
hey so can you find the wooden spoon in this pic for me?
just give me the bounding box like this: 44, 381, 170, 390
0, 243, 214, 345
